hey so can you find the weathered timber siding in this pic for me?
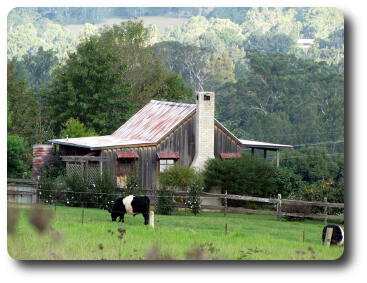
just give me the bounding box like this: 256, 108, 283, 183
214, 124, 241, 156
100, 116, 240, 191
101, 146, 157, 190
158, 115, 196, 167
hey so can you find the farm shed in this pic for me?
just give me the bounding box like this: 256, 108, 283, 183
45, 92, 292, 190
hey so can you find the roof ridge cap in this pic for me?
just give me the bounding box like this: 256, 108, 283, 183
150, 100, 196, 107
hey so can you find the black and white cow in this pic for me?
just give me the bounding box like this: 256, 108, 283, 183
110, 195, 150, 225
322, 225, 344, 246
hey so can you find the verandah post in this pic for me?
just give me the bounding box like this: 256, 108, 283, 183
224, 190, 228, 233
276, 193, 282, 221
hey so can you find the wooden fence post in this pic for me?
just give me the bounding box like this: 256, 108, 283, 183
277, 194, 282, 221
323, 227, 333, 247
149, 211, 154, 228
224, 190, 228, 233
81, 203, 85, 224
323, 197, 328, 224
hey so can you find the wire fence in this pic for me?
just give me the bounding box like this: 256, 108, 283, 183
7, 181, 344, 227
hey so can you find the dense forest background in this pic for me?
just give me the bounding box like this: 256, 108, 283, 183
7, 7, 344, 195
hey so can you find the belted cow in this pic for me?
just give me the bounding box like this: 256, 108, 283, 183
322, 225, 344, 246
110, 195, 150, 225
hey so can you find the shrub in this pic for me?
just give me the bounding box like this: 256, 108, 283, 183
157, 165, 203, 215
156, 188, 174, 215
124, 174, 141, 196
158, 165, 197, 190
204, 154, 298, 198
186, 172, 204, 215
273, 166, 304, 198
40, 151, 65, 179
65, 173, 90, 206
91, 170, 118, 210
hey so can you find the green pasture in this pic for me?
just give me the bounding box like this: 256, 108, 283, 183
7, 205, 344, 260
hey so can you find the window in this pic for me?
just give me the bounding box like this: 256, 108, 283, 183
159, 159, 175, 172
118, 159, 135, 175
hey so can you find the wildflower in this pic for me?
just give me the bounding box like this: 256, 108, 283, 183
98, 243, 104, 250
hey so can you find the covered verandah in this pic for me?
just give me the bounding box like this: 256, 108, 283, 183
239, 139, 293, 167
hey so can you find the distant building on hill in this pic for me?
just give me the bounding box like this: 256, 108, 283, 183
297, 39, 315, 48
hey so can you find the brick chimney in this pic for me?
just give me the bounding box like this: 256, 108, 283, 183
191, 91, 215, 170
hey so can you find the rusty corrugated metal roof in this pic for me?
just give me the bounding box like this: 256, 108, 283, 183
50, 135, 151, 150
49, 100, 195, 149
157, 152, 180, 159
112, 100, 195, 143
116, 152, 139, 158
49, 100, 293, 150
220, 153, 241, 159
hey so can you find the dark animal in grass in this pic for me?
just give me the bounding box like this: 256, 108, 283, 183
110, 195, 150, 225
322, 225, 344, 246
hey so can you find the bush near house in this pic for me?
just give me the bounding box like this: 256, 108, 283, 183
157, 165, 203, 215
64, 170, 117, 209
203, 155, 303, 206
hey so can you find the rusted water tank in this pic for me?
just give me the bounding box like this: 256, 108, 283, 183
32, 144, 54, 179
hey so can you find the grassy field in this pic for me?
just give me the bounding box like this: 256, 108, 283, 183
7, 205, 344, 260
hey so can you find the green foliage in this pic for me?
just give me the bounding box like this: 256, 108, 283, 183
65, 173, 90, 206
158, 165, 198, 189
7, 135, 30, 178
243, 32, 296, 53
156, 188, 175, 215
39, 151, 65, 179
64, 169, 118, 208
203, 155, 301, 199
91, 170, 118, 210
43, 21, 192, 135
280, 147, 339, 183
273, 166, 304, 197
205, 52, 236, 91
203, 155, 274, 197
60, 118, 97, 138
297, 181, 343, 204
242, 8, 302, 38
216, 51, 344, 146
7, 63, 54, 146
11, 47, 58, 92
124, 174, 141, 196
186, 173, 204, 215
7, 16, 77, 61
157, 165, 204, 215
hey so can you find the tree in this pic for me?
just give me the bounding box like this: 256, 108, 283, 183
242, 8, 302, 38
205, 52, 236, 91
7, 63, 39, 143
280, 147, 339, 183
203, 154, 301, 199
301, 8, 344, 39
153, 41, 212, 91
7, 19, 76, 61
243, 32, 296, 54
7, 135, 30, 178
43, 21, 192, 135
60, 118, 97, 138
11, 47, 58, 92
215, 51, 344, 146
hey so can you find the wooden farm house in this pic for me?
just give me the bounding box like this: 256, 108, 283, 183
34, 92, 292, 190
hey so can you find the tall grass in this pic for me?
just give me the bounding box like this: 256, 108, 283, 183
7, 205, 344, 260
